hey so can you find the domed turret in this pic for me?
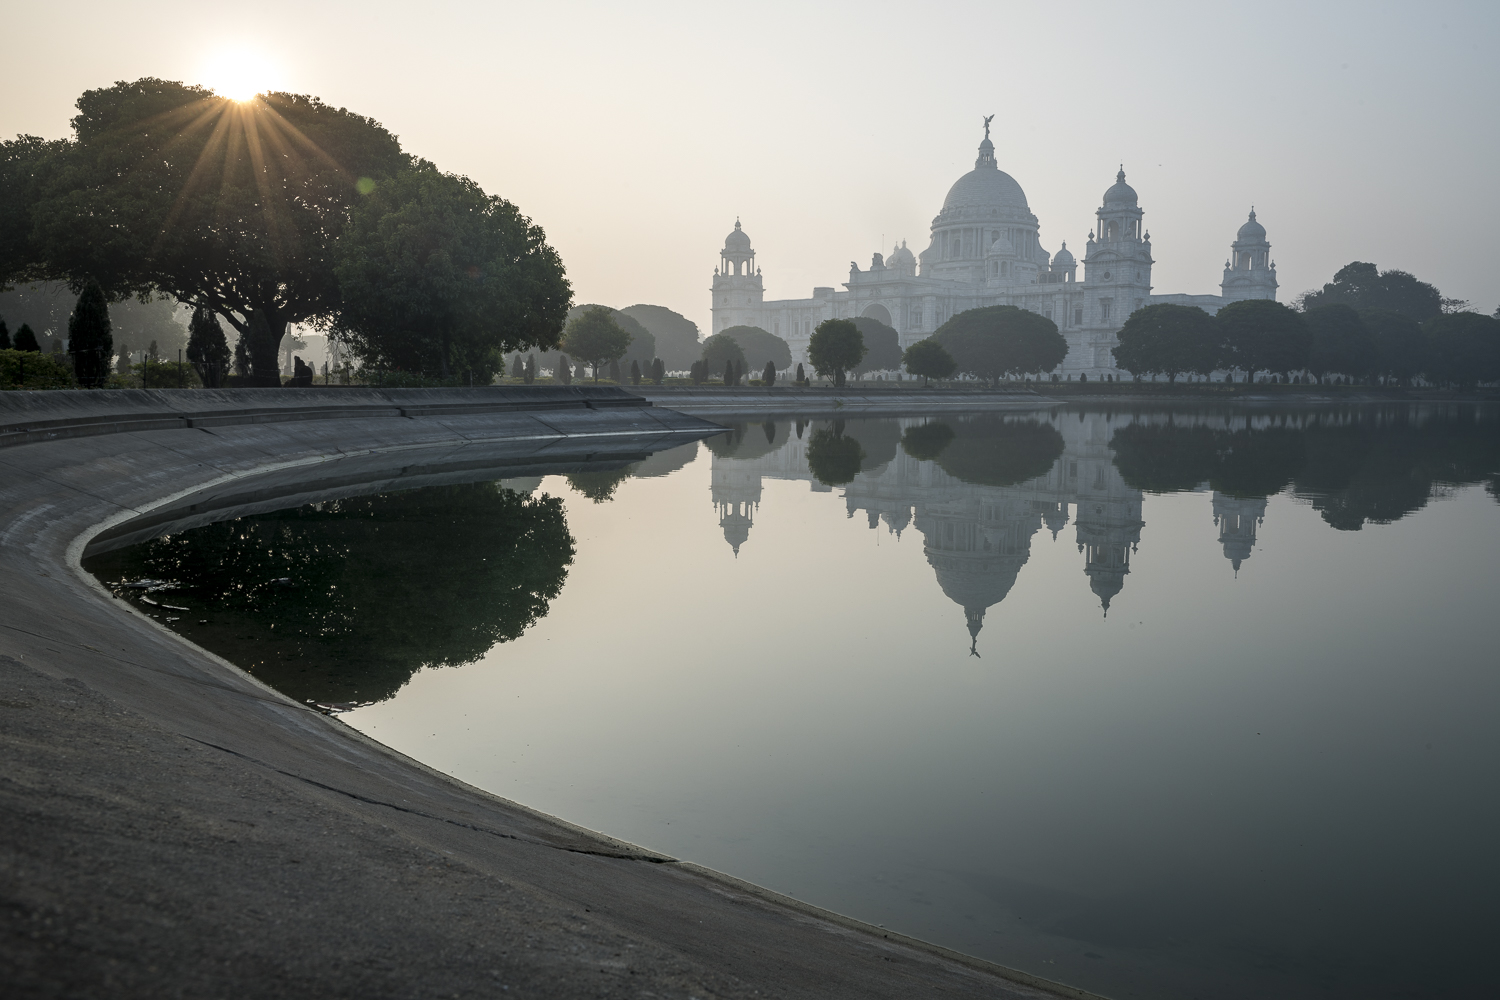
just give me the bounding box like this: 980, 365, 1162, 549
724, 218, 751, 253
1237, 208, 1266, 241
1102, 168, 1138, 208
1050, 241, 1074, 267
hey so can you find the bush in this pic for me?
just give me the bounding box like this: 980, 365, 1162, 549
1, 349, 77, 389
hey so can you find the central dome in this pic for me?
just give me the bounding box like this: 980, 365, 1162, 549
943, 165, 1030, 214
942, 135, 1030, 214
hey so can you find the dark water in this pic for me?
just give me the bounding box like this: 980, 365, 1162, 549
87, 404, 1500, 999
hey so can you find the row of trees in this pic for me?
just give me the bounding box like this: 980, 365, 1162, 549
3, 79, 571, 386
1114, 296, 1499, 388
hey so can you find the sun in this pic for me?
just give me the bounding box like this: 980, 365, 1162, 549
202, 46, 280, 102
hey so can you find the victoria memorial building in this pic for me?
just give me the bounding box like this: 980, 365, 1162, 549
710, 124, 1280, 378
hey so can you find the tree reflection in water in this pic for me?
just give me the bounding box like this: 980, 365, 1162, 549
85, 483, 574, 708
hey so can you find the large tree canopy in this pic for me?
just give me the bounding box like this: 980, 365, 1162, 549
934, 416, 1065, 488
1359, 308, 1425, 385
1216, 299, 1310, 379
932, 306, 1066, 384
566, 304, 654, 367
808, 319, 865, 386
700, 332, 748, 375
28, 79, 409, 383
1423, 312, 1500, 389
333, 163, 569, 380
718, 325, 791, 371
1112, 303, 1217, 382
1301, 261, 1443, 322
619, 304, 700, 370
559, 305, 631, 380
902, 338, 956, 384
851, 316, 903, 375
1304, 304, 1375, 382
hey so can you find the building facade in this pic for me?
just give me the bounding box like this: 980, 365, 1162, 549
711, 126, 1278, 377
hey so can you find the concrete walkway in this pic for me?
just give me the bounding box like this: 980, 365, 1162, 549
0, 388, 1090, 1000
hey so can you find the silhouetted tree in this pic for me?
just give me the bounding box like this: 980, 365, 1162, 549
0, 320, 9, 350
566, 466, 632, 503
14, 322, 40, 352
701, 333, 748, 378
724, 359, 737, 386
851, 316, 903, 376
1305, 304, 1374, 383
31, 80, 408, 384
186, 307, 231, 388
233, 335, 249, 377
763, 360, 776, 385
523, 353, 537, 384
617, 304, 700, 371
510, 354, 524, 379
795, 362, 806, 385
935, 416, 1065, 487
114, 340, 130, 373
1112, 303, 1217, 382
1423, 312, 1500, 388
575, 360, 587, 381
66, 280, 113, 387
629, 359, 641, 385
717, 325, 791, 372
902, 338, 955, 385
651, 358, 665, 384
809, 319, 865, 387
1216, 299, 1309, 381
556, 353, 573, 384
932, 306, 1066, 385
1301, 261, 1443, 322
608, 357, 622, 382
1358, 308, 1425, 385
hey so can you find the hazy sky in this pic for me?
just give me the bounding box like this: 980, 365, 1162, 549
5, 1, 1497, 332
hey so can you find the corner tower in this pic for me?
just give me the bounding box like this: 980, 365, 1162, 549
1220, 209, 1278, 303
711, 219, 765, 333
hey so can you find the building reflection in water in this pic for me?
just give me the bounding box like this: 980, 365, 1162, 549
703, 412, 1293, 653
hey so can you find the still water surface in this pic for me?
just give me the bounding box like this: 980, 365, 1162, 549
88, 404, 1500, 999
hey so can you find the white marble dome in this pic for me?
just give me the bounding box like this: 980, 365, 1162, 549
724, 219, 752, 252
1102, 169, 1138, 207
1237, 209, 1266, 241
943, 140, 1030, 214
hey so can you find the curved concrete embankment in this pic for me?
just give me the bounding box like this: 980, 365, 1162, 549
0, 387, 1089, 1000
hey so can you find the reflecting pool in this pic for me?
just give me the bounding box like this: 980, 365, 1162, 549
87, 404, 1500, 1000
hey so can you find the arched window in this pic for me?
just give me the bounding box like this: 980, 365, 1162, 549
1106, 221, 1117, 240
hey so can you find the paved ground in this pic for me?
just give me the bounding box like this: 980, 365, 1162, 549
0, 390, 1082, 1000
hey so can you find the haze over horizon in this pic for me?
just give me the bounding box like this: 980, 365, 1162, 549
4, 0, 1496, 334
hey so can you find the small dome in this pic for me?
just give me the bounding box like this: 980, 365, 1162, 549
987, 232, 1016, 256
1102, 168, 1137, 208
1237, 209, 1266, 241
724, 218, 751, 252
888, 240, 916, 265
1051, 240, 1075, 266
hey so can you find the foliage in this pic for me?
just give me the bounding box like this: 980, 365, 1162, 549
618, 304, 701, 370
651, 358, 665, 384
555, 354, 573, 385
1301, 261, 1443, 322
1216, 299, 1310, 379
1111, 303, 1216, 382
901, 421, 956, 461
701, 333, 748, 377
559, 306, 631, 380
565, 305, 654, 369
844, 419, 902, 471
932, 306, 1066, 384
806, 425, 865, 485
510, 354, 525, 379
0, 348, 76, 388
30, 80, 409, 384
630, 359, 641, 385
1422, 312, 1500, 388
1357, 308, 1425, 384
0, 321, 9, 350
808, 319, 866, 386
13, 323, 40, 352
566, 466, 633, 503
524, 353, 537, 384
934, 416, 1065, 487
1, 135, 68, 285
716, 325, 790, 372
1109, 423, 1304, 498
794, 362, 806, 385
1304, 304, 1374, 382
333, 162, 570, 381
851, 317, 903, 375
85, 483, 574, 706
703, 422, 787, 462
689, 360, 706, 385
186, 307, 231, 388
67, 280, 113, 386
762, 360, 776, 386
134, 359, 202, 388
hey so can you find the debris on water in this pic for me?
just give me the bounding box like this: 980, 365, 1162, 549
140, 596, 160, 606
160, 603, 190, 611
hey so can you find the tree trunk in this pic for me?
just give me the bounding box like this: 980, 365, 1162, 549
245, 311, 285, 387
